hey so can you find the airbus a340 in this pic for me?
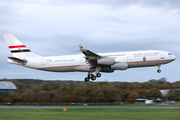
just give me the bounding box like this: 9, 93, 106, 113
3, 34, 176, 82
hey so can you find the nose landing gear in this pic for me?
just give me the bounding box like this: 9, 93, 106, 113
157, 65, 161, 73
157, 69, 161, 73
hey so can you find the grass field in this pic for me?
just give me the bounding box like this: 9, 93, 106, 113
0, 109, 180, 120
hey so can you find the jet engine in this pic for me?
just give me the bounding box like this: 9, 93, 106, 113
97, 57, 115, 65
111, 62, 128, 70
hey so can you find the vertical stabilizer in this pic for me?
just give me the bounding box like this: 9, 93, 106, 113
3, 34, 40, 58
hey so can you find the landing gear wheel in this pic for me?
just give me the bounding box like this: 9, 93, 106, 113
91, 76, 96, 81
157, 69, 161, 73
85, 77, 89, 82
96, 73, 101, 77
88, 74, 93, 78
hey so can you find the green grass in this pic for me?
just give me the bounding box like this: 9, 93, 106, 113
0, 109, 180, 120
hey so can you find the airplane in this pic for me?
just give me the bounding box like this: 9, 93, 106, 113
3, 34, 176, 82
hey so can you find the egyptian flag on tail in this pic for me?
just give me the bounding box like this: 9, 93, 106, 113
8, 45, 31, 53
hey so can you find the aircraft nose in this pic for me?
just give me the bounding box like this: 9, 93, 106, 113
173, 55, 176, 60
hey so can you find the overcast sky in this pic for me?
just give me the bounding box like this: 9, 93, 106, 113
0, 0, 180, 82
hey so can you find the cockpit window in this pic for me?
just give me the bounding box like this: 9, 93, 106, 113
168, 53, 172, 55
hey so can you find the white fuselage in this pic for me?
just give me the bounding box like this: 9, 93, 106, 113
3, 34, 176, 81
8, 50, 176, 73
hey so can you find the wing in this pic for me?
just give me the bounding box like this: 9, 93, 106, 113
79, 44, 102, 68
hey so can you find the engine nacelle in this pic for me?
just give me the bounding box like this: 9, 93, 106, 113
111, 62, 128, 70
97, 57, 115, 65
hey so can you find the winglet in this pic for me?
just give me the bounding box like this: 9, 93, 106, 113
78, 44, 85, 51
78, 44, 101, 57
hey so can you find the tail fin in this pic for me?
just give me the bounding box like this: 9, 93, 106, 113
3, 34, 40, 58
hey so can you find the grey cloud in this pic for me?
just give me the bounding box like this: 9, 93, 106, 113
29, 0, 180, 8
0, 5, 11, 27
12, 0, 180, 8
0, 6, 11, 15
91, 16, 127, 24
0, 1, 21, 27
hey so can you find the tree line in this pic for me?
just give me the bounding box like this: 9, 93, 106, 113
0, 78, 180, 103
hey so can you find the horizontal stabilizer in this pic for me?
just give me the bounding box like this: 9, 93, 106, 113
8, 57, 27, 65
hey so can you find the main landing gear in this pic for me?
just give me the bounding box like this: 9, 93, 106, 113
84, 72, 101, 82
157, 65, 161, 73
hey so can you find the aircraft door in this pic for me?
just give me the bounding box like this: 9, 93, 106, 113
160, 52, 165, 60
41, 58, 46, 65
127, 53, 131, 61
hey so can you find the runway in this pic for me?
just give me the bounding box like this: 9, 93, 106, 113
0, 106, 180, 109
